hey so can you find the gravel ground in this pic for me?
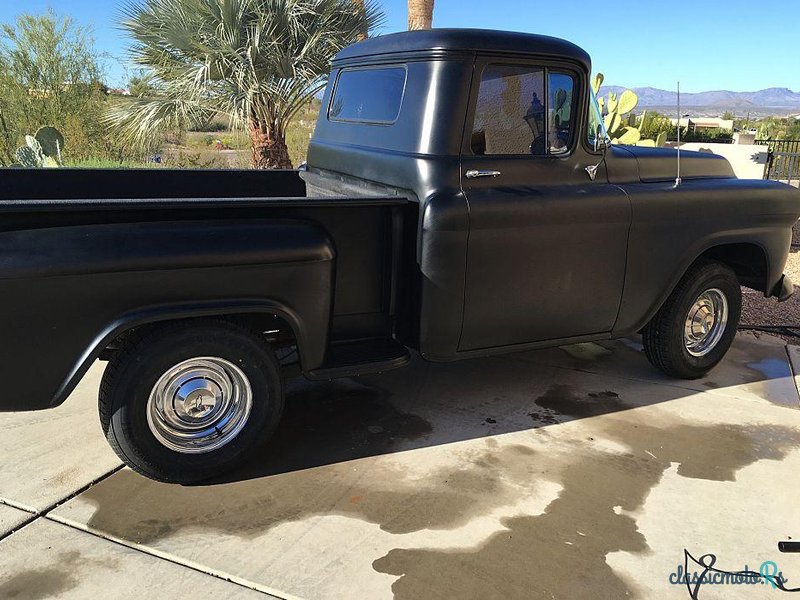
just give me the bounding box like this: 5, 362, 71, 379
739, 221, 800, 345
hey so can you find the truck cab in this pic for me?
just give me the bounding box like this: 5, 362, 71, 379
306, 29, 795, 360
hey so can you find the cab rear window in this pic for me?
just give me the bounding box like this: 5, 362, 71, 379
328, 66, 406, 124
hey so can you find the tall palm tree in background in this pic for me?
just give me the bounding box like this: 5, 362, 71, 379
106, 0, 382, 168
407, 0, 434, 30
351, 0, 368, 40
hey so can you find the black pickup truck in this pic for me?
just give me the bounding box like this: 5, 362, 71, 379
2, 29, 799, 482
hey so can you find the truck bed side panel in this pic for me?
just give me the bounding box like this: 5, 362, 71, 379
0, 219, 334, 411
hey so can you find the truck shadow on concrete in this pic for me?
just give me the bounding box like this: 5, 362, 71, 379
209, 332, 798, 485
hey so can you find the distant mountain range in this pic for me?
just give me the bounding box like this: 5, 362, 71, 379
598, 86, 800, 111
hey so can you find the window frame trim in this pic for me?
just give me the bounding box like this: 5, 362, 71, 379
546, 69, 578, 157
327, 64, 409, 126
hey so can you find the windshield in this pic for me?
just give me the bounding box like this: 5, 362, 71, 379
587, 86, 608, 148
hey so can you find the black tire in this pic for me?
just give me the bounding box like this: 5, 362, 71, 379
99, 319, 284, 483
642, 260, 741, 379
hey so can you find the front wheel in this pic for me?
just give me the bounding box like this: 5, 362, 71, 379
99, 319, 284, 483
642, 261, 741, 379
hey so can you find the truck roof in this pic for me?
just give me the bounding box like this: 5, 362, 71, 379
333, 28, 591, 70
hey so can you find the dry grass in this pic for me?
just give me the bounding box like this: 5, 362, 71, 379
162, 107, 318, 169
68, 101, 320, 170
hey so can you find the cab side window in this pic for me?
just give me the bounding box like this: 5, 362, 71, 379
471, 65, 545, 155
471, 65, 576, 156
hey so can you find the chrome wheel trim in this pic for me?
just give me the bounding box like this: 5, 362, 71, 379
684, 288, 728, 357
146, 357, 253, 454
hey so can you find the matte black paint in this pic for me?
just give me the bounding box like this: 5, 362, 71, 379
611, 177, 799, 335
1, 28, 799, 413
0, 195, 407, 410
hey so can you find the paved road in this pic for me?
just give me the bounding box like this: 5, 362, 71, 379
2, 332, 799, 599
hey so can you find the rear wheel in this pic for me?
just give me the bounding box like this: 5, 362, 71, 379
99, 319, 284, 483
642, 261, 741, 379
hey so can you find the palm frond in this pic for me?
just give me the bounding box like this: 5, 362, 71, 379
107, 0, 384, 151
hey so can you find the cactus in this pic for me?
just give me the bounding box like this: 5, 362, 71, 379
15, 145, 40, 167
591, 73, 604, 95
593, 73, 661, 147
27, 135, 46, 160
35, 127, 65, 161
617, 90, 638, 115
616, 127, 642, 145
13, 127, 64, 168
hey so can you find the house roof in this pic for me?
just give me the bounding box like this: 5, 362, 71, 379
333, 28, 591, 70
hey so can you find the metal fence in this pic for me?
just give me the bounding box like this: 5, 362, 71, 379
756, 140, 800, 184
766, 152, 800, 185
756, 139, 800, 154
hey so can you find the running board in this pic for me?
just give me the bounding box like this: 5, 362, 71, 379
305, 338, 410, 380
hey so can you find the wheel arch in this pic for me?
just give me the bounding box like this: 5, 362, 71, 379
697, 242, 769, 293
50, 299, 312, 409
620, 240, 768, 337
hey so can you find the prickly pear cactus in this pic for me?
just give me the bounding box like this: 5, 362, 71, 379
12, 126, 64, 168
15, 145, 40, 167
616, 127, 642, 145
604, 112, 621, 136
35, 127, 65, 161
593, 73, 659, 147
591, 73, 604, 95
617, 90, 638, 115
25, 136, 45, 161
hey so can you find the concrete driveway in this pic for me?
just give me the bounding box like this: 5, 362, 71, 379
2, 332, 799, 599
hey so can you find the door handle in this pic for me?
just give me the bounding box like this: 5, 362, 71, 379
465, 169, 501, 179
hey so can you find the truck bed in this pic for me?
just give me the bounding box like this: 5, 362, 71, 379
0, 168, 415, 410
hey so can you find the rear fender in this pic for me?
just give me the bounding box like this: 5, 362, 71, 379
0, 219, 335, 411
51, 299, 309, 410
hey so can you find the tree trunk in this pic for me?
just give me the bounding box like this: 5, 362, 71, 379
408, 0, 434, 30
249, 122, 292, 169
352, 0, 368, 40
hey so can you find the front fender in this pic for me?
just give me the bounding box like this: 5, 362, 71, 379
612, 178, 800, 336
0, 219, 334, 411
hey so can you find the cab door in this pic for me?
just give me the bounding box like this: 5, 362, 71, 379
459, 59, 630, 351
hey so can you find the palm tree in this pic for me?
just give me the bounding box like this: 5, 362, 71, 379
407, 0, 434, 30
106, 0, 382, 168
351, 0, 368, 40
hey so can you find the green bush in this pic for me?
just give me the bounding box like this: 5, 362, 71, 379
638, 111, 672, 140
670, 127, 733, 143
0, 12, 150, 167
755, 117, 800, 140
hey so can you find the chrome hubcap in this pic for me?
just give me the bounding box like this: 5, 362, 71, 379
684, 288, 728, 357
147, 357, 252, 454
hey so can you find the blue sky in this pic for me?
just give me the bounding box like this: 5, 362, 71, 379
1, 0, 797, 92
